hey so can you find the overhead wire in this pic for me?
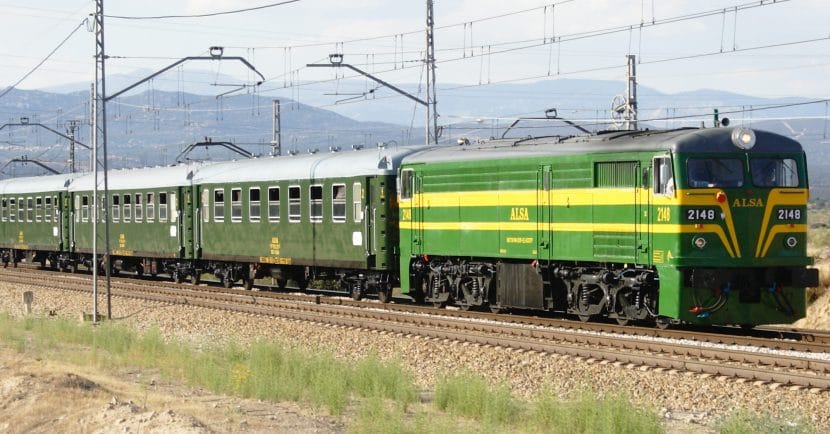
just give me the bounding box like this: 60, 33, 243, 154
0, 17, 88, 101
105, 0, 302, 20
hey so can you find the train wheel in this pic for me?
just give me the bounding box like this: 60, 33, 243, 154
350, 283, 364, 301
222, 276, 233, 288
655, 316, 672, 329
243, 278, 253, 291
615, 317, 630, 326
190, 272, 201, 285
172, 271, 183, 284
489, 305, 502, 314
70, 262, 78, 274
578, 314, 592, 322
276, 278, 287, 291
377, 287, 392, 304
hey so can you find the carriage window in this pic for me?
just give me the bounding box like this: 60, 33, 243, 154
400, 169, 414, 200
214, 189, 225, 222
44, 197, 51, 222
288, 186, 300, 222
26, 197, 33, 222
332, 184, 346, 222
268, 187, 280, 223
53, 196, 59, 222
750, 158, 799, 187
653, 157, 674, 196
81, 196, 89, 222
9, 198, 16, 222
1, 198, 6, 222
159, 192, 168, 222
686, 158, 744, 188
123, 194, 132, 222
353, 183, 363, 223
310, 185, 323, 223
35, 197, 43, 222
249, 188, 261, 222
112, 195, 120, 222
134, 193, 143, 222
231, 188, 242, 222
146, 193, 155, 222
202, 189, 210, 223
18, 197, 25, 222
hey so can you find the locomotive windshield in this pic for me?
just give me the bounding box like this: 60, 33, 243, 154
686, 158, 744, 188
750, 158, 799, 187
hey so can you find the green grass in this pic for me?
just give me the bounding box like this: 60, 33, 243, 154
1, 313, 819, 433
716, 409, 815, 434
529, 387, 661, 434
434, 372, 519, 426
0, 313, 415, 415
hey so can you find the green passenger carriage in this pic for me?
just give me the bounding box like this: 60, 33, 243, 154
186, 146, 421, 298
68, 164, 195, 275
0, 174, 70, 268
398, 127, 818, 326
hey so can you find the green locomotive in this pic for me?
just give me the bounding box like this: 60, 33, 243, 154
398, 127, 817, 326
0, 126, 818, 327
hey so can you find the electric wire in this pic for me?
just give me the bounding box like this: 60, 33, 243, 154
105, 0, 302, 20
0, 18, 88, 101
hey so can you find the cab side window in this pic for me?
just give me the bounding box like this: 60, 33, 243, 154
400, 169, 414, 199
653, 157, 674, 196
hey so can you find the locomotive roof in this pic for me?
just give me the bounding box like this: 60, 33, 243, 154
191, 145, 423, 184
401, 127, 803, 164
0, 173, 74, 195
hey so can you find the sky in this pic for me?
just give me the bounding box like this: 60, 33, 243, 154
0, 0, 828, 118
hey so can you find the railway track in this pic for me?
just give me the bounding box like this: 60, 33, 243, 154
3, 266, 829, 391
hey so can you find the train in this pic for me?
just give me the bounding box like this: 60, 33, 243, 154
0, 126, 818, 327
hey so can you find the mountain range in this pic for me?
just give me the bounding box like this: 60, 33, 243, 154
2, 76, 828, 199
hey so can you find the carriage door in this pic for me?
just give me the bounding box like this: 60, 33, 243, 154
363, 177, 377, 268
181, 186, 194, 258
636, 161, 650, 264
537, 165, 551, 262
195, 186, 209, 258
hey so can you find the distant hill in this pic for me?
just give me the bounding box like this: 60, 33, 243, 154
1, 77, 828, 199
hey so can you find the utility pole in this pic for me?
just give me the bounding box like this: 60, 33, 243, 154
271, 99, 281, 156
65, 120, 82, 173
625, 55, 638, 131
92, 0, 112, 322
425, 0, 439, 145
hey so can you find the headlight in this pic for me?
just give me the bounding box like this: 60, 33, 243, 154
693, 236, 707, 249
785, 236, 798, 248
731, 127, 756, 150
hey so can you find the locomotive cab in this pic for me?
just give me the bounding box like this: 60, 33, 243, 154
654, 128, 818, 325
